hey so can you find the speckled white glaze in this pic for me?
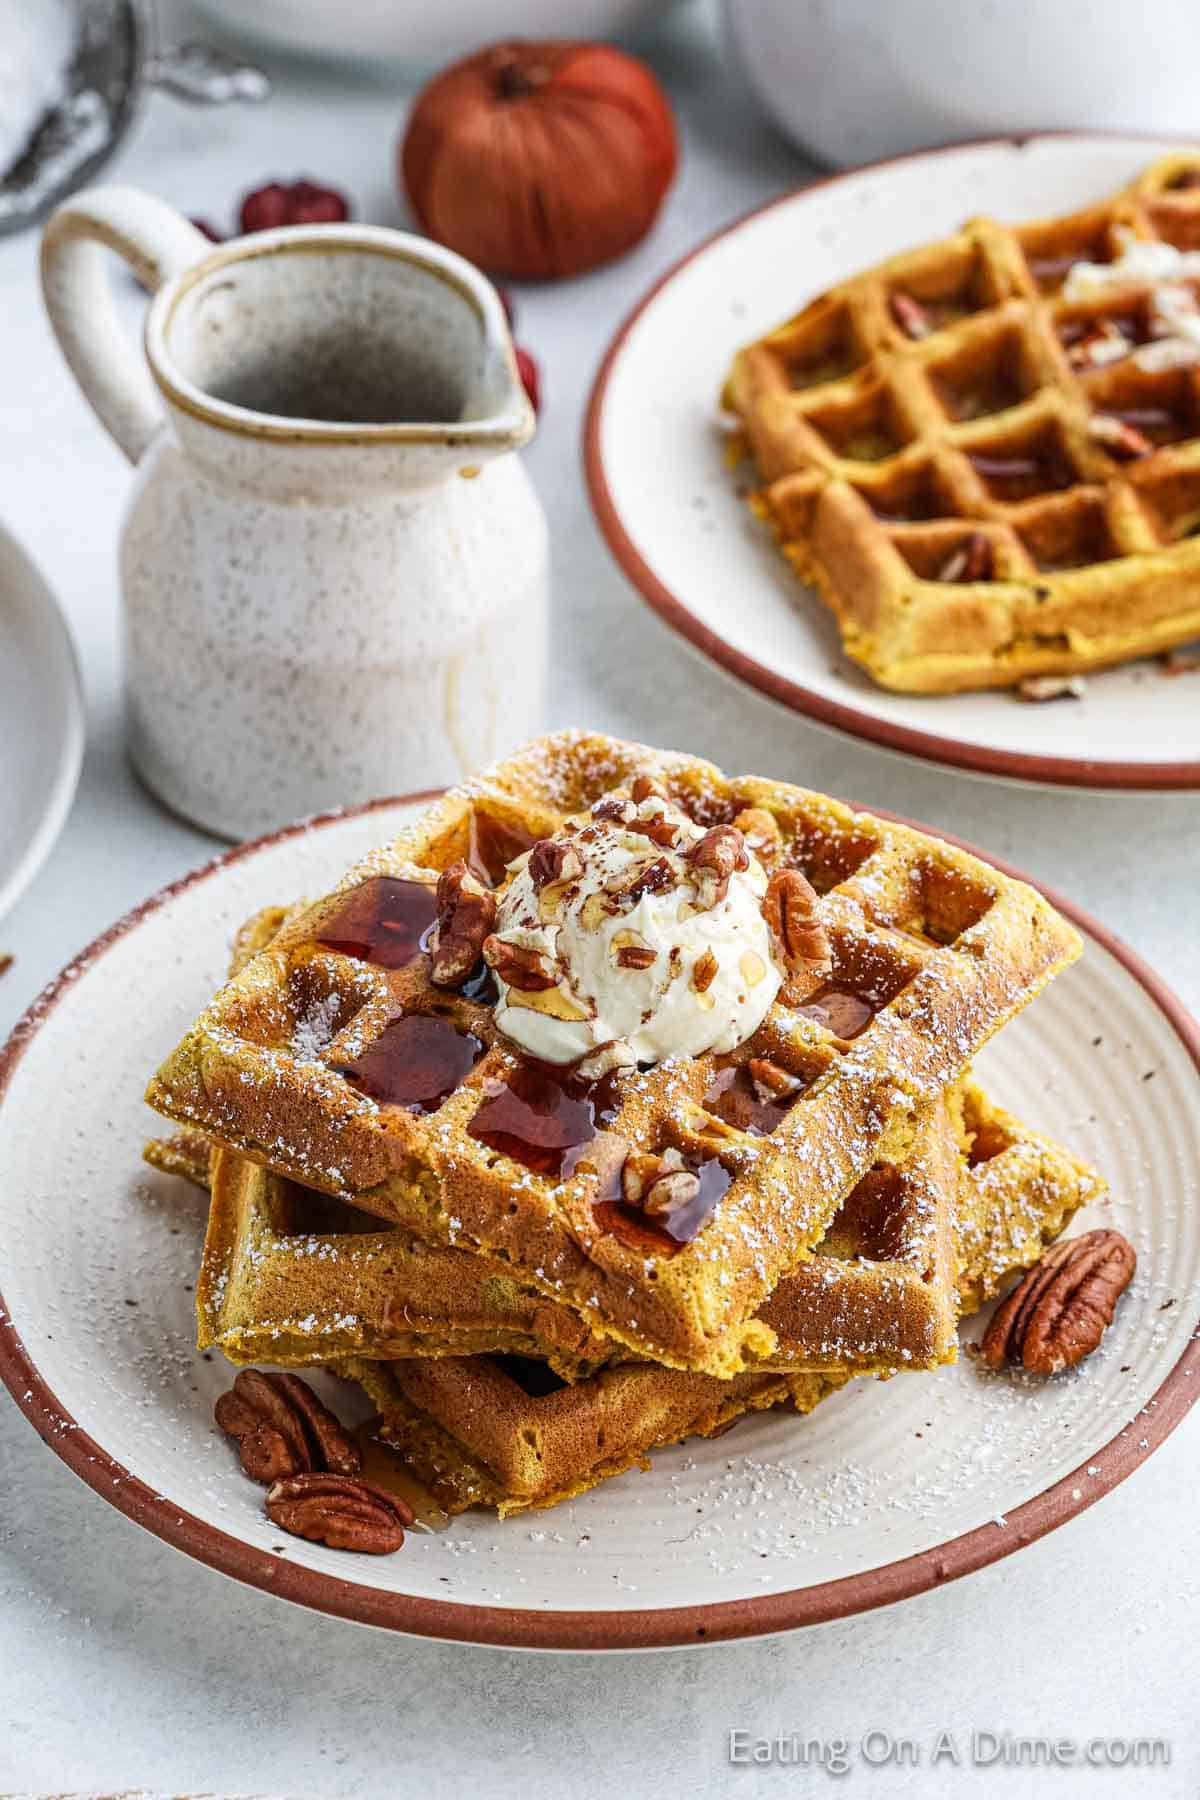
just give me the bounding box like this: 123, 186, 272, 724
40, 188, 547, 839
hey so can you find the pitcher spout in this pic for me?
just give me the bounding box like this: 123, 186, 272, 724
139, 223, 535, 494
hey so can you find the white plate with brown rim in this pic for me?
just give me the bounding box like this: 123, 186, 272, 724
585, 133, 1200, 791
1, 791, 1198, 1649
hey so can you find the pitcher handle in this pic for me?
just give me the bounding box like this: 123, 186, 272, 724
40, 188, 213, 465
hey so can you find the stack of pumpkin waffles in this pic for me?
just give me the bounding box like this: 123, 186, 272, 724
144, 732, 1103, 1519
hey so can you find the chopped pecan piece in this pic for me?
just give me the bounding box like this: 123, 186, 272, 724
732, 807, 783, 862
691, 948, 719, 993
626, 811, 679, 848
631, 774, 668, 804
937, 531, 993, 583
575, 1041, 636, 1081
215, 1370, 361, 1484
528, 838, 583, 891
686, 824, 749, 909
762, 869, 832, 990
980, 1229, 1136, 1374
429, 860, 497, 988
1089, 413, 1153, 460
616, 942, 657, 970
1018, 674, 1086, 703
592, 795, 633, 824
621, 856, 675, 904
1067, 320, 1131, 370
1161, 643, 1200, 675
483, 935, 559, 991
968, 451, 1048, 487
748, 1057, 803, 1102
621, 1147, 700, 1216
266, 1473, 413, 1553
890, 290, 932, 339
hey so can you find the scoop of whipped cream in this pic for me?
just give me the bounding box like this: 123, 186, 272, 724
484, 786, 783, 1070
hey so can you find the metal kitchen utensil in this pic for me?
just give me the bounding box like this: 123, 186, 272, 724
0, 0, 267, 237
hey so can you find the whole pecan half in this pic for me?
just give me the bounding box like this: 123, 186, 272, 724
528, 837, 583, 892
622, 1148, 700, 1217
429, 860, 497, 988
686, 825, 749, 909
980, 1229, 1136, 1375
763, 868, 832, 991
266, 1473, 413, 1553
215, 1370, 361, 1484
483, 934, 559, 991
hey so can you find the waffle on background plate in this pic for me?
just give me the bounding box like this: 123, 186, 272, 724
146, 732, 1079, 1380
724, 152, 1200, 693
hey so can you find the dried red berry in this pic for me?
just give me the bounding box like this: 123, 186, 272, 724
190, 218, 224, 244
239, 180, 351, 235
516, 345, 541, 413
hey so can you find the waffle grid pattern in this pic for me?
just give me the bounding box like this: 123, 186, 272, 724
726, 154, 1200, 691
147, 733, 1080, 1377
340, 1078, 1100, 1517
174, 1073, 1099, 1381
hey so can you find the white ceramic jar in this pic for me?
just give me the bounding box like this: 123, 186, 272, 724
40, 187, 547, 839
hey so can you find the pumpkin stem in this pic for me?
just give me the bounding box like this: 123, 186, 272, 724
493, 52, 551, 100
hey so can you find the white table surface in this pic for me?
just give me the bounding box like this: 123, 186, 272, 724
1, 3, 1196, 1794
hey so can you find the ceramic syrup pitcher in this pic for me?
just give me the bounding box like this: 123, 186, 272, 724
40, 186, 547, 838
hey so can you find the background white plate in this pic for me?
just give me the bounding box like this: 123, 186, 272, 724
586, 134, 1200, 791
1, 797, 1198, 1648
0, 520, 83, 921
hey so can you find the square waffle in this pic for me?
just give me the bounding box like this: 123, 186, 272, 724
171, 1074, 1098, 1379
195, 1146, 614, 1378
167, 1085, 960, 1379
343, 1354, 843, 1517
341, 1087, 1101, 1516
152, 903, 962, 1377
952, 1081, 1105, 1313
146, 908, 618, 1380
146, 731, 1080, 1378
725, 152, 1200, 693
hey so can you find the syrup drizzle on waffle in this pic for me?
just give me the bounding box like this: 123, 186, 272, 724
468, 1063, 623, 1180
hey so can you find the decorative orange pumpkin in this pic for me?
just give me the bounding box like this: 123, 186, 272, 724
401, 40, 678, 281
